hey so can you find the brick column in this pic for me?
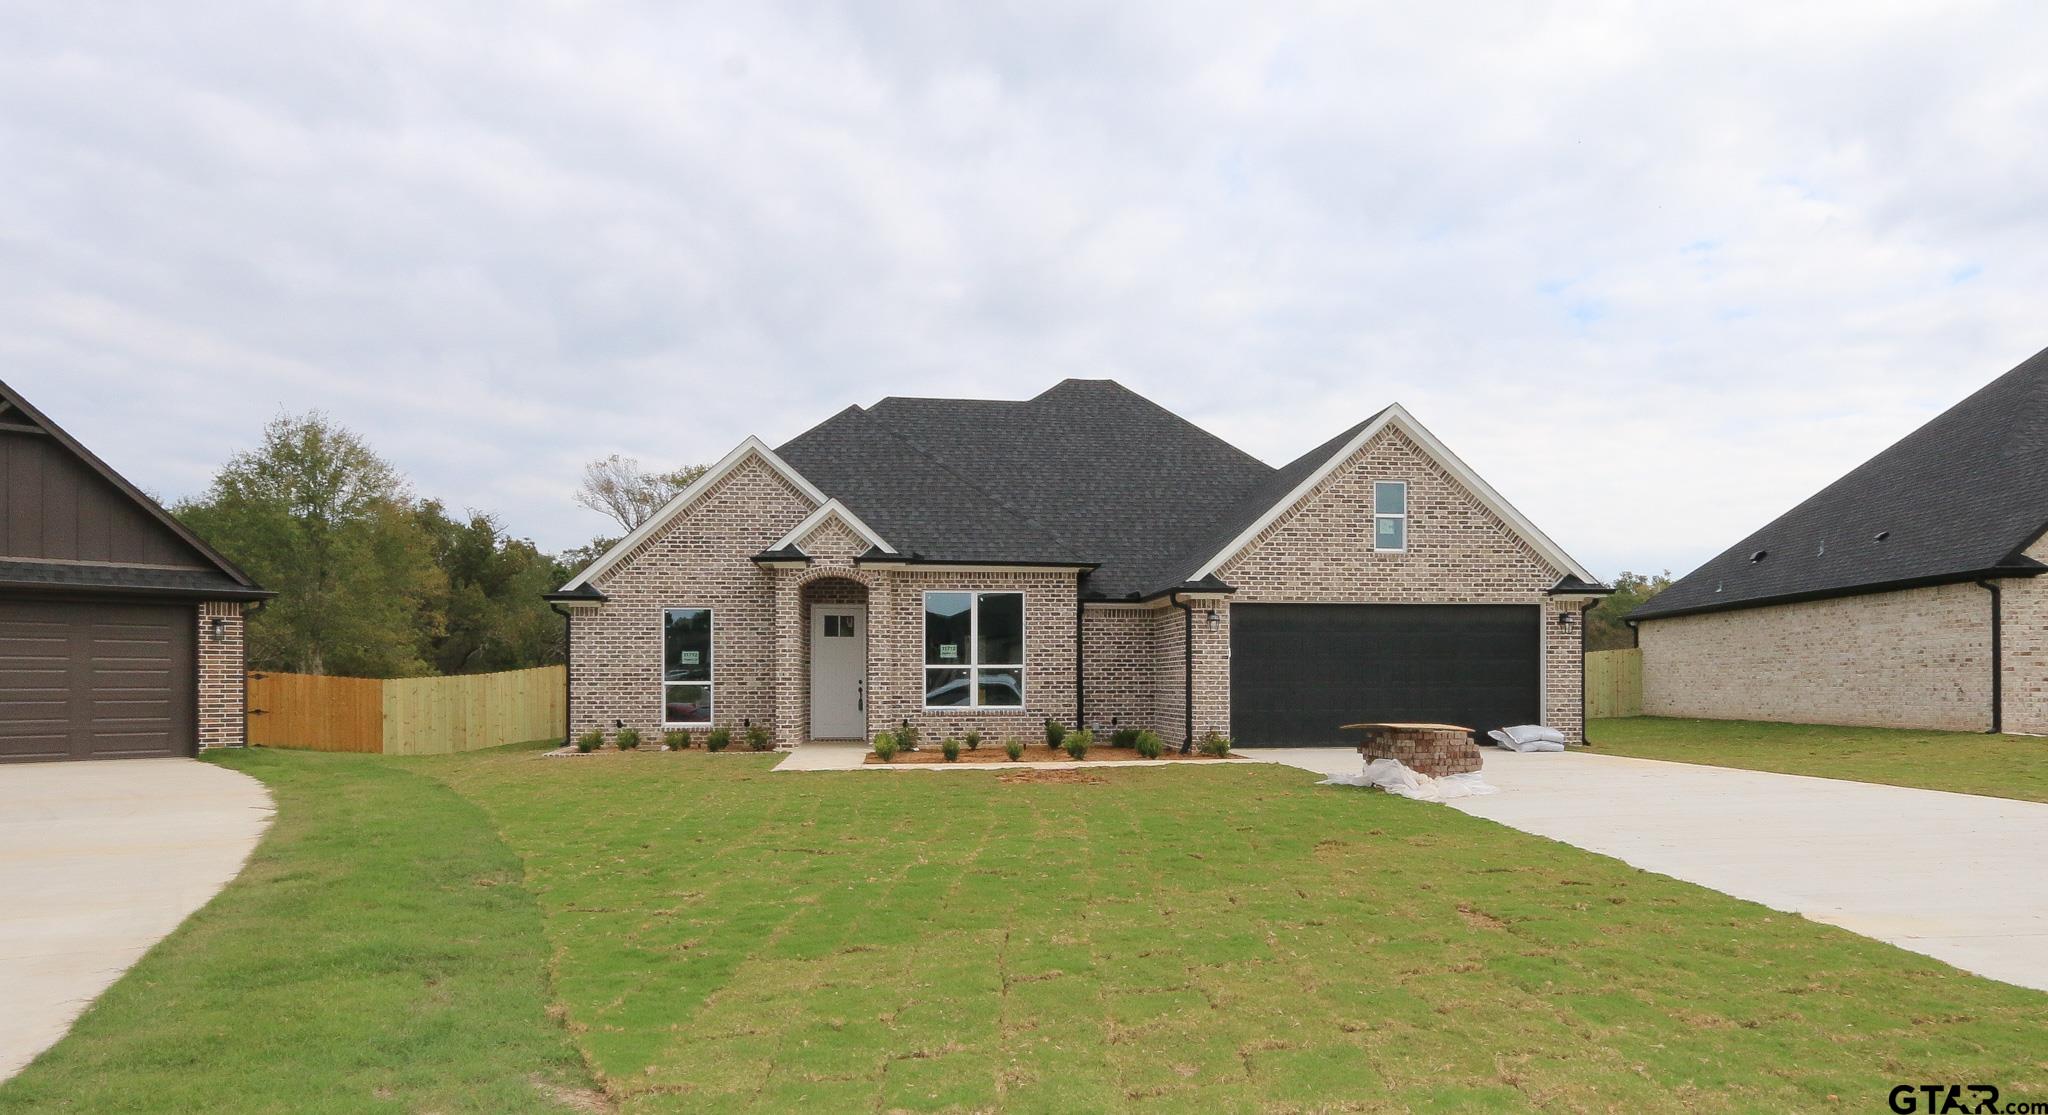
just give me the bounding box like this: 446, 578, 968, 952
196, 601, 249, 750
773, 569, 805, 748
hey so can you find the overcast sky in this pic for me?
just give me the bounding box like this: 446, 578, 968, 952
4, 3, 2044, 579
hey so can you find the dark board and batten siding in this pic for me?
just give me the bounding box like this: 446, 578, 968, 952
0, 429, 209, 568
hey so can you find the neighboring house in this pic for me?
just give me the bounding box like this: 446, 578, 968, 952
548, 380, 1607, 749
1631, 344, 2048, 733
0, 380, 271, 764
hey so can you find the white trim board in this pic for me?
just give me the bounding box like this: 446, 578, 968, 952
1187, 403, 1599, 586
560, 437, 828, 592
773, 499, 896, 555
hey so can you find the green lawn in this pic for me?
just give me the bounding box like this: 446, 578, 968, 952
1591, 716, 2048, 803
8, 747, 2045, 1113
0, 748, 596, 1115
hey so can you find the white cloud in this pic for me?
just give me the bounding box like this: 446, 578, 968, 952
1, 1, 2043, 577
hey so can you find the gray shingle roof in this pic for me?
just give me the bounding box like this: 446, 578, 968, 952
1632, 344, 2048, 621
776, 380, 1387, 599
0, 560, 267, 599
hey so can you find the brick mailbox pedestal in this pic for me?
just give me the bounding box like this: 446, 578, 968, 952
1343, 722, 1482, 777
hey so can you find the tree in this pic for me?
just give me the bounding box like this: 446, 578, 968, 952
177, 412, 443, 676
1585, 570, 1673, 651
414, 503, 570, 673
574, 454, 709, 532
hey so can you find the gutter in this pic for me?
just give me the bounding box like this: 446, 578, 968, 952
1977, 580, 2002, 735
1630, 563, 2046, 623
549, 602, 574, 746
1168, 592, 1195, 754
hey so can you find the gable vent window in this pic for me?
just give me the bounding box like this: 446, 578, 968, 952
923, 591, 1025, 709
662, 608, 713, 726
1373, 481, 1408, 553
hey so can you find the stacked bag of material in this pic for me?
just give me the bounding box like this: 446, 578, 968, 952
1486, 724, 1567, 752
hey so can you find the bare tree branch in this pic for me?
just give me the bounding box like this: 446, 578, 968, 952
574, 454, 710, 532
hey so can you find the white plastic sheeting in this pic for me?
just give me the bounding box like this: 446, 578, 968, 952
1320, 757, 1499, 801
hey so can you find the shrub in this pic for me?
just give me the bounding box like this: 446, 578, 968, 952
963, 729, 982, 751
1134, 730, 1163, 759
705, 726, 732, 752
1004, 739, 1025, 762
941, 737, 961, 762
574, 729, 604, 754
1198, 731, 1232, 758
1110, 727, 1139, 748
615, 727, 641, 751
898, 723, 922, 752
1064, 728, 1093, 761
873, 731, 899, 762
1044, 719, 1066, 747
746, 724, 773, 751
664, 729, 691, 750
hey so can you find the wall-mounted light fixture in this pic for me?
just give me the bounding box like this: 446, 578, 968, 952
208, 616, 227, 641
1205, 608, 1219, 628
1556, 610, 1574, 627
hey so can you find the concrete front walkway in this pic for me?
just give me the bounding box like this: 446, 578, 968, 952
0, 758, 273, 1081
1432, 750, 2048, 992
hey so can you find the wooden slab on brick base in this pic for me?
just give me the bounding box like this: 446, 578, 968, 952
1341, 722, 1483, 778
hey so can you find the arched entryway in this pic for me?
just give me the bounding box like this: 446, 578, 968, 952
802, 575, 870, 740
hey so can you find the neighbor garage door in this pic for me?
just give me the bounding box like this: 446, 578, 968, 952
0, 599, 196, 763
1230, 603, 1540, 745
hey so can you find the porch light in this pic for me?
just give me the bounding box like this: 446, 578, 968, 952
1205, 608, 1219, 628
208, 616, 226, 641
1556, 610, 1574, 627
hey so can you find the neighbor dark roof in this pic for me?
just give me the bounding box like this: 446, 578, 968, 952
0, 379, 271, 601
778, 380, 1339, 599
1632, 344, 2048, 621
0, 560, 269, 600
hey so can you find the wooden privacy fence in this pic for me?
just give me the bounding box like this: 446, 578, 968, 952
247, 665, 566, 755
1584, 648, 1643, 719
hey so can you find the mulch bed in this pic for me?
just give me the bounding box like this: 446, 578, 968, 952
863, 745, 1240, 766
998, 769, 1107, 785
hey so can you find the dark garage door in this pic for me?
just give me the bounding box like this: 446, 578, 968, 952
1231, 603, 1540, 746
0, 599, 196, 763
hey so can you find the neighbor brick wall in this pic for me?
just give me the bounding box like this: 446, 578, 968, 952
1638, 582, 1994, 731
196, 600, 247, 750
1999, 534, 2048, 735
570, 453, 817, 739
1213, 424, 1582, 742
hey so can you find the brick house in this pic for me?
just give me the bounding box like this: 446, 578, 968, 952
549, 380, 1607, 749
1631, 344, 2048, 733
0, 379, 271, 763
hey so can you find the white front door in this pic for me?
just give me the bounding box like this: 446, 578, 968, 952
810, 605, 867, 739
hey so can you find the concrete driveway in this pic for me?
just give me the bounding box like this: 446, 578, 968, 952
1247, 747, 2048, 992
0, 758, 273, 1081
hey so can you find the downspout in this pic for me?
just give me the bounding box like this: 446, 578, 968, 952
1074, 595, 1086, 730
549, 603, 574, 746
1977, 580, 2002, 734
1169, 592, 1195, 753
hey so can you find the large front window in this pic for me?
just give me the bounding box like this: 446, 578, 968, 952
663, 607, 713, 725
924, 591, 1024, 708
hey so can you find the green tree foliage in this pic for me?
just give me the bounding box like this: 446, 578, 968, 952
1585, 570, 1673, 650
414, 503, 572, 674
178, 413, 442, 676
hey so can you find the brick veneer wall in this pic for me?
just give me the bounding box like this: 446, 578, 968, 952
1637, 582, 1995, 731
1080, 605, 1155, 733
1214, 424, 1583, 742
196, 600, 248, 750
572, 453, 816, 739
865, 568, 1078, 746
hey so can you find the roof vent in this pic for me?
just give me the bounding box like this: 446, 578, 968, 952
1715, 581, 1724, 593
1874, 530, 1890, 542
1817, 541, 1826, 556
1750, 549, 1768, 563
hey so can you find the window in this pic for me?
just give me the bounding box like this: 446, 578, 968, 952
1374, 481, 1407, 552
663, 608, 713, 725
823, 614, 856, 637
924, 591, 1024, 708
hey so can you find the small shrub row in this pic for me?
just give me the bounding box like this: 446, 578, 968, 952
1198, 731, 1232, 758
872, 730, 899, 762
570, 724, 768, 753
1134, 729, 1163, 759
1064, 728, 1093, 760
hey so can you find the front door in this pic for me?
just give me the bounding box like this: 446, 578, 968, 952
810, 605, 867, 739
